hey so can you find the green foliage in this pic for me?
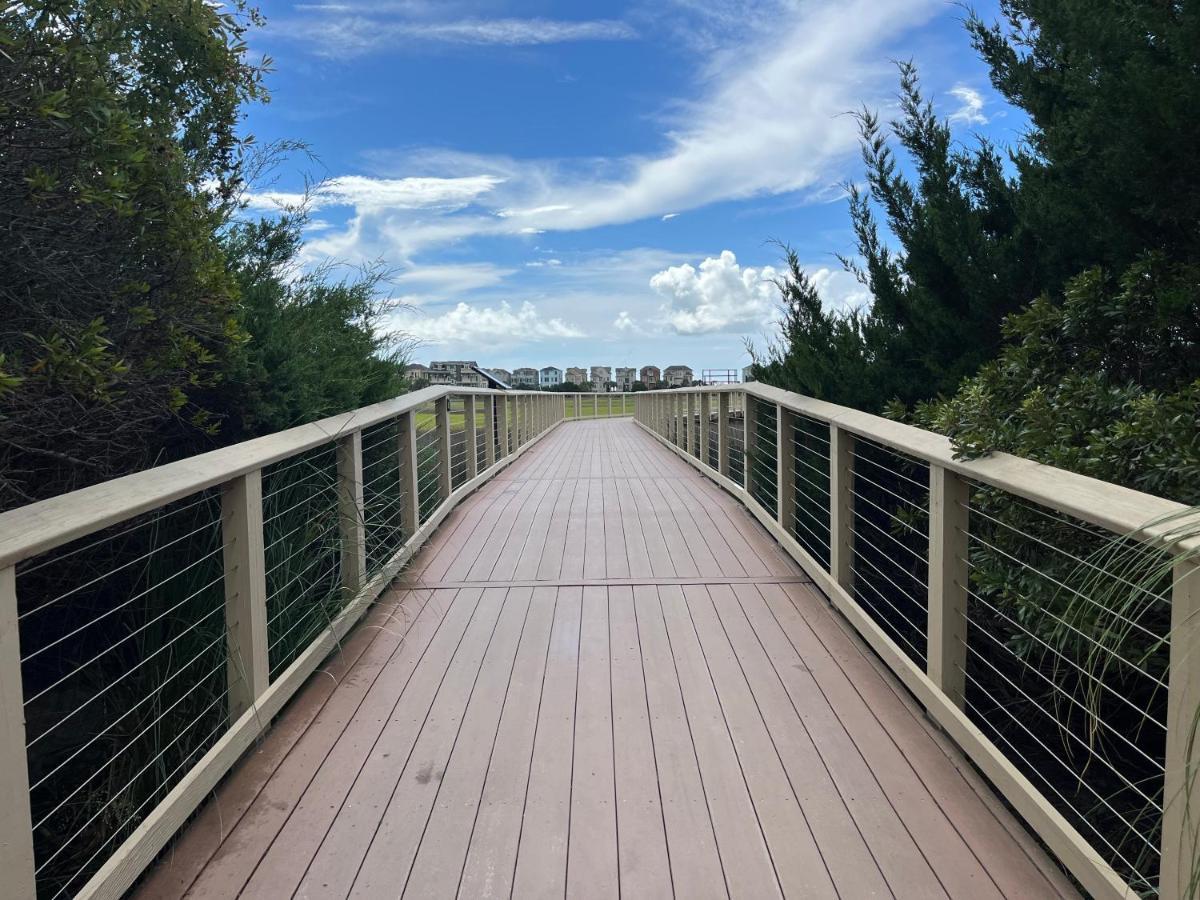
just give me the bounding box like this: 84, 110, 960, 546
967, 1, 1200, 272
913, 257, 1200, 504
0, 0, 266, 507
754, 62, 1048, 410
216, 213, 410, 438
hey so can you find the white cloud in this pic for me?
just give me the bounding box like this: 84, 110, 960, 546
391, 263, 514, 297
270, 15, 637, 57
281, 0, 939, 263
948, 84, 988, 125
525, 258, 562, 268
807, 266, 872, 312
614, 311, 637, 331
650, 250, 779, 335
397, 301, 584, 346
244, 174, 503, 214
661, 213, 679, 221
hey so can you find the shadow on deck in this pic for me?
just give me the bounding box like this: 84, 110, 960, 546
136, 418, 1076, 899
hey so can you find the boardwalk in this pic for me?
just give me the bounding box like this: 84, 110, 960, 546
136, 418, 1077, 899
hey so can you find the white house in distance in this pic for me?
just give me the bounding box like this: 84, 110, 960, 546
539, 366, 563, 388
614, 367, 636, 391
565, 366, 587, 386
590, 365, 611, 391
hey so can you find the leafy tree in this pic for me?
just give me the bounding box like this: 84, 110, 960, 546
215, 212, 410, 439
0, 0, 266, 508
754, 62, 1048, 409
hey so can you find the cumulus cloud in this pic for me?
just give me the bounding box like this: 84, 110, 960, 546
650, 250, 779, 335
398, 301, 584, 346
948, 84, 988, 125
614, 311, 637, 331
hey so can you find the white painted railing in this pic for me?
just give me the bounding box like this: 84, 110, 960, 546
635, 384, 1200, 900
0, 386, 562, 899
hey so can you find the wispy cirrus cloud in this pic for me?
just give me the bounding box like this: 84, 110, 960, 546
268, 12, 637, 58
243, 174, 503, 214
293, 0, 940, 263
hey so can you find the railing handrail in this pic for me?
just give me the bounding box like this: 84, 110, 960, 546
640, 383, 1199, 552
0, 385, 544, 570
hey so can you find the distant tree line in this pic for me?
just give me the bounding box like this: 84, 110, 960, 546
0, 1, 410, 511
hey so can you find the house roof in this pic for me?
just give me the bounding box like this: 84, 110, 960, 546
472, 365, 512, 390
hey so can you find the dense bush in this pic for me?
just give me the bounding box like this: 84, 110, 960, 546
0, 0, 264, 508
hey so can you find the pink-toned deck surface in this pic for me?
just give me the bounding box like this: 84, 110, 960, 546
137, 418, 1076, 899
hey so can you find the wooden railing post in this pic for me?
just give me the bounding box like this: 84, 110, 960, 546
743, 393, 758, 492
0, 566, 37, 900
220, 470, 269, 720
336, 430, 367, 596
830, 424, 855, 590
777, 405, 795, 533
928, 465, 969, 707
684, 393, 694, 456
496, 396, 509, 459
464, 395, 478, 481
398, 410, 420, 536
718, 392, 730, 478
1162, 557, 1200, 900
574, 394, 581, 419
435, 396, 452, 500
700, 392, 711, 464
483, 397, 496, 468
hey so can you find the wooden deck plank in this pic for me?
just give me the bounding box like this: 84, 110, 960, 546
681, 584, 837, 898
657, 585, 782, 899
135, 419, 1078, 900
264, 587, 495, 898
608, 585, 674, 899
350, 587, 531, 896
457, 586, 559, 899
633, 584, 727, 899
565, 586, 619, 897
704, 583, 894, 897
511, 586, 583, 899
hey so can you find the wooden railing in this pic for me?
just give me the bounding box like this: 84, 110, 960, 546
560, 391, 636, 419
0, 386, 563, 899
635, 384, 1200, 900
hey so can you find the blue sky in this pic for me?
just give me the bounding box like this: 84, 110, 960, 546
240, 0, 1020, 375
